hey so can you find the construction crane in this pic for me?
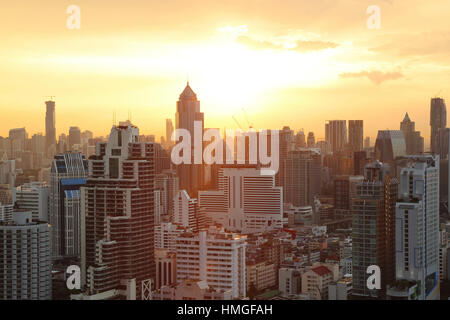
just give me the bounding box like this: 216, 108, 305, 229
434, 90, 442, 98
232, 115, 243, 130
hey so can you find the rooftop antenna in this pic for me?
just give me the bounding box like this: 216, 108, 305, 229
45, 96, 55, 101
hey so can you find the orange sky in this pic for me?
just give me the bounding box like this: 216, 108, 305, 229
1, 0, 450, 148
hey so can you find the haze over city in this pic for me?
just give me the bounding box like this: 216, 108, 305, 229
1, 0, 450, 146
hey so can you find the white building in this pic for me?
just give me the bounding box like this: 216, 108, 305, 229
154, 222, 189, 252
395, 155, 440, 300
278, 268, 301, 296
15, 182, 49, 222
0, 211, 52, 299
173, 190, 198, 229
175, 226, 247, 299
199, 167, 282, 234
0, 203, 13, 222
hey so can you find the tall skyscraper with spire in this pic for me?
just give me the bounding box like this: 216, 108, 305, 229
174, 82, 204, 197
400, 113, 424, 155
45, 100, 56, 156
430, 97, 446, 154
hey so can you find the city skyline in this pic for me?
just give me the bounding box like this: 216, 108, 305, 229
1, 1, 450, 143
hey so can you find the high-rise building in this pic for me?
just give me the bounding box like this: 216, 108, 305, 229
45, 100, 56, 156
364, 137, 371, 150
307, 132, 315, 148
9, 128, 27, 159
175, 226, 247, 299
374, 130, 406, 165
400, 113, 424, 155
333, 175, 364, 211
352, 161, 398, 298
155, 169, 179, 220
284, 149, 321, 208
174, 82, 204, 197
166, 119, 174, 146
353, 150, 368, 176
325, 120, 347, 153
199, 166, 283, 234
430, 97, 446, 154
81, 122, 156, 299
0, 211, 52, 300
15, 182, 49, 222
295, 131, 306, 149
276, 126, 294, 195
392, 155, 440, 300
49, 152, 87, 260
68, 126, 82, 150
348, 120, 363, 152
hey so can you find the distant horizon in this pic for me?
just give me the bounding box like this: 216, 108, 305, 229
2, 1, 449, 149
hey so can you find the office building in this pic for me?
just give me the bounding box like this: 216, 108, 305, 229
400, 113, 424, 155
374, 130, 406, 165
68, 126, 81, 150
393, 155, 440, 300
174, 82, 204, 197
284, 149, 321, 208
45, 100, 56, 156
49, 152, 87, 260
325, 120, 347, 153
430, 97, 446, 154
352, 161, 398, 298
348, 120, 363, 152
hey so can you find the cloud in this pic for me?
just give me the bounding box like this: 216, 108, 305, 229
292, 40, 339, 52
236, 36, 281, 50
236, 36, 339, 52
339, 70, 404, 85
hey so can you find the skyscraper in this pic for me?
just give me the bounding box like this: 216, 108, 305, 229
374, 130, 406, 165
348, 120, 363, 152
45, 100, 56, 156
391, 155, 440, 300
400, 113, 424, 155
49, 152, 87, 260
352, 161, 398, 298
174, 82, 204, 197
166, 119, 174, 146
307, 132, 315, 148
68, 126, 82, 150
81, 122, 156, 299
430, 97, 446, 154
325, 120, 347, 153
284, 149, 322, 208
276, 126, 294, 197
